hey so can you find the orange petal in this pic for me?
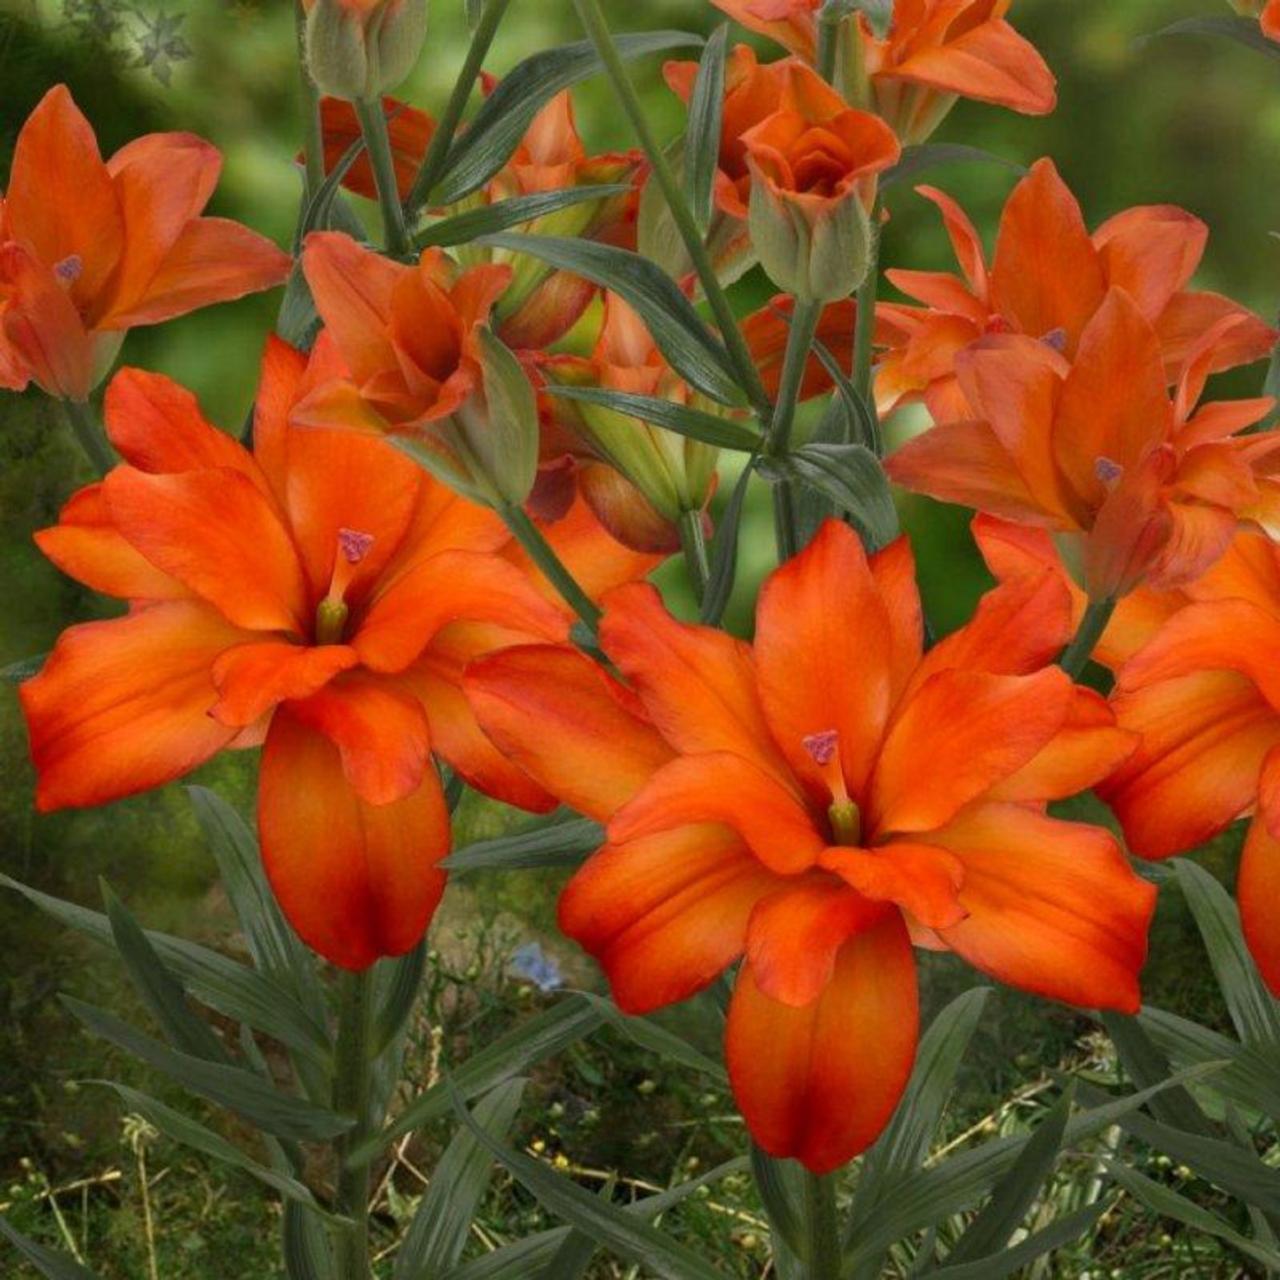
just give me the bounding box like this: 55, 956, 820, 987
726, 913, 918, 1174
6, 85, 123, 310
916, 184, 989, 297
933, 803, 1155, 1014
870, 666, 1074, 835
608, 752, 823, 876
532, 492, 662, 601
464, 644, 673, 821
599, 582, 787, 777
989, 159, 1105, 348
559, 826, 784, 1014
210, 641, 357, 728
103, 465, 309, 633
869, 536, 925, 703
285, 672, 431, 805
259, 707, 449, 970
1241, 749, 1280, 996
820, 843, 966, 930
710, 0, 818, 61
1102, 668, 1280, 860
0, 242, 96, 399
1154, 291, 1277, 382
103, 217, 290, 329
754, 519, 895, 804
1092, 204, 1206, 325
19, 602, 248, 811
315, 96, 435, 202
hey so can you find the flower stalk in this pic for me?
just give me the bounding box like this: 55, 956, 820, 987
802, 1169, 843, 1280
766, 298, 822, 560
852, 205, 882, 449
332, 968, 376, 1280
499, 502, 603, 633
355, 97, 412, 258
61, 398, 114, 476
679, 507, 711, 603
1060, 597, 1117, 678
297, 0, 326, 196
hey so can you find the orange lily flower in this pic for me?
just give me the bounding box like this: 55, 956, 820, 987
313, 95, 438, 201
466, 519, 1153, 1172
709, 1, 1054, 142
534, 293, 720, 553
886, 287, 1280, 598
878, 160, 1277, 421
18, 339, 603, 970
0, 86, 290, 402
1095, 530, 1280, 994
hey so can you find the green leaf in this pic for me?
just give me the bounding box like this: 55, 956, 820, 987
845, 1062, 1226, 1268
442, 816, 603, 875
372, 941, 426, 1060
683, 24, 728, 233
276, 266, 321, 350
944, 1085, 1074, 1265
1140, 14, 1280, 61
882, 144, 1026, 191
580, 993, 727, 1081
0, 1216, 100, 1279
282, 1200, 335, 1280
93, 1082, 337, 1217
1175, 859, 1280, 1050
351, 995, 605, 1161
853, 990, 990, 1231
1101, 1010, 1215, 1135
395, 1080, 527, 1279
1107, 1160, 1280, 1271
436, 32, 704, 204
418, 185, 633, 247
0, 652, 45, 682
543, 385, 760, 451
1, 874, 330, 1061
476, 233, 744, 406
62, 997, 352, 1143
770, 441, 899, 551
928, 1204, 1107, 1279
750, 1144, 805, 1259
101, 880, 231, 1064
442, 1156, 746, 1280
700, 459, 756, 625
447, 1080, 724, 1280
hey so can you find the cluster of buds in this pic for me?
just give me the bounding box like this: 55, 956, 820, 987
303, 0, 427, 102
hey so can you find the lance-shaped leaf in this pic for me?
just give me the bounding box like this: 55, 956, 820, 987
1101, 1010, 1216, 1135
436, 31, 704, 203
882, 144, 1026, 191
700, 459, 755, 626
394, 1080, 527, 1280
443, 817, 603, 875
1175, 859, 1280, 1051
418, 186, 633, 248
0, 1217, 100, 1280
93, 1082, 339, 1218
1140, 14, 1280, 61
750, 1143, 805, 1260
448, 1079, 724, 1280
1, 875, 330, 1061
282, 1199, 335, 1280
63, 998, 351, 1143
684, 25, 728, 233
477, 233, 744, 406
1106, 1161, 1280, 1271
927, 1204, 1108, 1280
350, 995, 605, 1161
580, 993, 727, 1082
766, 442, 900, 551
102, 880, 231, 1064
372, 941, 427, 1059
544, 385, 760, 451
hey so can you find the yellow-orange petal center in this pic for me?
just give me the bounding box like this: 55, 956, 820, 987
802, 729, 863, 846
315, 527, 374, 644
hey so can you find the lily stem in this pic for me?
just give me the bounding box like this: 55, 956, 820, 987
571, 0, 772, 418
678, 507, 711, 603
62, 398, 114, 476
1059, 596, 1117, 679
403, 0, 515, 223
296, 0, 325, 196
332, 969, 375, 1280
766, 298, 821, 563
802, 1169, 843, 1280
355, 97, 412, 259
852, 210, 882, 453
499, 502, 602, 633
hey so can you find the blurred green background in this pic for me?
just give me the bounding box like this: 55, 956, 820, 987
0, 1, 1276, 1275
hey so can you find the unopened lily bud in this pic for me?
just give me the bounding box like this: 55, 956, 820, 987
740, 66, 899, 303
303, 0, 427, 102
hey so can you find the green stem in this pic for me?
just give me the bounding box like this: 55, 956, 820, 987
403, 0, 514, 223
499, 502, 602, 633
678, 507, 710, 603
1059, 597, 1116, 679
571, 0, 772, 418
802, 1170, 843, 1280
816, 2, 842, 81
355, 97, 412, 258
766, 299, 821, 562
332, 969, 375, 1280
852, 207, 882, 454
62, 398, 114, 476
296, 0, 325, 196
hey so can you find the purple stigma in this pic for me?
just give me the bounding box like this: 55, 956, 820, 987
54, 254, 83, 284
338, 527, 375, 564
1095, 456, 1124, 486
1040, 327, 1068, 353
803, 730, 839, 767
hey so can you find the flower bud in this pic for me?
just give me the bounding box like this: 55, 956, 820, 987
304, 0, 427, 102
740, 69, 899, 302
